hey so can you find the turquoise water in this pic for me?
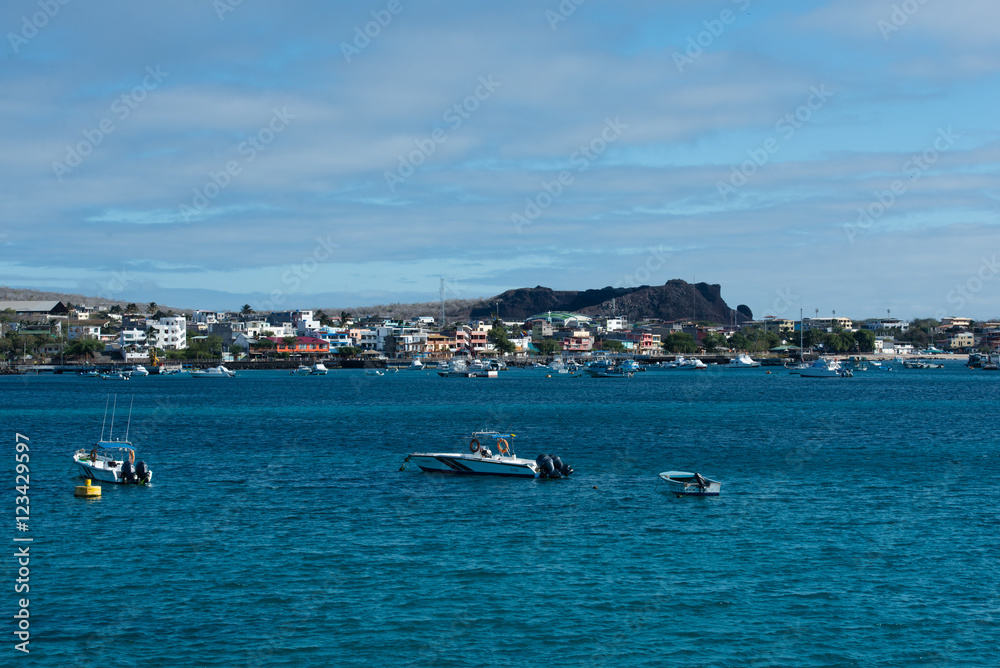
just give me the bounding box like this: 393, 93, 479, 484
3, 364, 998, 666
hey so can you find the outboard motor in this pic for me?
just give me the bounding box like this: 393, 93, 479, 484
535, 454, 566, 479
135, 460, 152, 484
120, 460, 137, 483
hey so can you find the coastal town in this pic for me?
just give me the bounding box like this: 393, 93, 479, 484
0, 298, 994, 371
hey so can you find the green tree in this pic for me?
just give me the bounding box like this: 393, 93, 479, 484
533, 338, 561, 356
109, 305, 122, 315
663, 332, 698, 354
125, 303, 138, 314
600, 339, 626, 353
701, 332, 723, 353
728, 332, 749, 351
241, 304, 255, 316
853, 329, 876, 353
487, 325, 516, 355
340, 311, 353, 325
338, 346, 361, 357
146, 302, 158, 315
67, 338, 104, 362
315, 310, 331, 327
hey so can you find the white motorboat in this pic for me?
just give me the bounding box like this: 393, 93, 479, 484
130, 365, 149, 377
726, 354, 760, 368
101, 370, 131, 380
676, 356, 707, 370
658, 471, 721, 497
309, 363, 328, 375
800, 357, 852, 377
585, 360, 633, 377
402, 432, 574, 479
406, 358, 424, 370
190, 365, 235, 377
293, 365, 311, 375
72, 396, 152, 485
438, 360, 497, 378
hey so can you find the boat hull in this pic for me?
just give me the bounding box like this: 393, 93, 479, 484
658, 472, 721, 497
408, 453, 538, 478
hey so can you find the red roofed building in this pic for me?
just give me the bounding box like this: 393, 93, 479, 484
266, 336, 330, 358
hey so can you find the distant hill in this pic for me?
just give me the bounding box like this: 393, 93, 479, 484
0, 286, 187, 314
468, 281, 750, 324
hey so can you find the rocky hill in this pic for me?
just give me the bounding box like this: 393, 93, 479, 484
468, 280, 751, 324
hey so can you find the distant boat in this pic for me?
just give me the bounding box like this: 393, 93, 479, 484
902, 360, 943, 369
726, 354, 760, 368
309, 363, 328, 375
402, 431, 574, 479
130, 365, 149, 377
293, 365, 311, 375
800, 357, 852, 378
406, 358, 424, 370
658, 471, 721, 497
190, 365, 235, 378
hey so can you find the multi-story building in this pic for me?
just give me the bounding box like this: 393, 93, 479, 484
265, 336, 330, 358
152, 316, 187, 350
863, 318, 909, 332
949, 332, 975, 349
940, 316, 972, 329
553, 329, 594, 352
67, 320, 104, 341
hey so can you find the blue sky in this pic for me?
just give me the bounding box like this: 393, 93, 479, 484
2, 0, 999, 319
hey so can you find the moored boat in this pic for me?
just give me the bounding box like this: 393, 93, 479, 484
658, 471, 721, 497
402, 432, 574, 479
726, 354, 760, 368
72, 396, 152, 485
309, 363, 328, 375
800, 357, 852, 377
190, 365, 235, 377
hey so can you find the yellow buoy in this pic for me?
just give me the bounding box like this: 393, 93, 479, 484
75, 478, 101, 498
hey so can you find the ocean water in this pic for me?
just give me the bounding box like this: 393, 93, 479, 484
3, 364, 998, 667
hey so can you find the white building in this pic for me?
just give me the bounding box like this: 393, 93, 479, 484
119, 328, 147, 347
863, 318, 909, 332
68, 322, 102, 341
152, 316, 187, 350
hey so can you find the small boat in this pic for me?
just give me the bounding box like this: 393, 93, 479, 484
309, 363, 328, 375
406, 358, 424, 370
101, 370, 131, 380
130, 365, 150, 377
293, 365, 311, 375
585, 360, 633, 377
726, 354, 760, 368
189, 365, 235, 377
902, 360, 943, 369
72, 396, 152, 485
78, 368, 99, 377
364, 369, 384, 376
800, 357, 852, 378
658, 471, 721, 497
402, 432, 573, 479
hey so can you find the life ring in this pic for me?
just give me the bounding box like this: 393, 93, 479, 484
128, 450, 135, 463
497, 438, 510, 455
469, 439, 480, 453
